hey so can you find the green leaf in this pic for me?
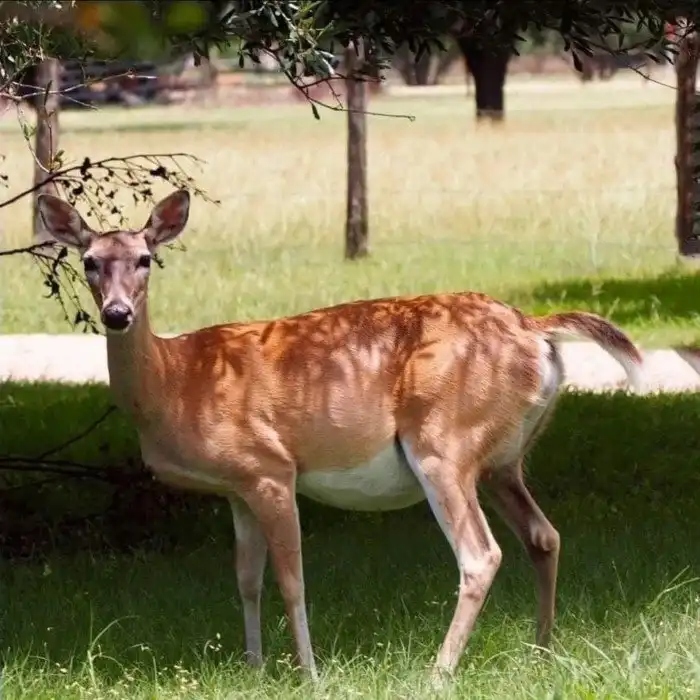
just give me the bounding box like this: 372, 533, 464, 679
99, 1, 151, 31
164, 1, 209, 35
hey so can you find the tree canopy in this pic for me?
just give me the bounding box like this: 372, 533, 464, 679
1, 1, 698, 90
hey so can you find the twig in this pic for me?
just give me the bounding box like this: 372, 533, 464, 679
0, 152, 205, 210
0, 458, 116, 482
630, 65, 677, 90
284, 68, 416, 121
14, 99, 52, 177
3, 70, 159, 112
0, 242, 58, 257
36, 406, 117, 459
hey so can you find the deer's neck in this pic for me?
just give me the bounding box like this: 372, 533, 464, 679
105, 303, 166, 421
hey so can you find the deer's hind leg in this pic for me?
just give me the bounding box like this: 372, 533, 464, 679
484, 340, 563, 648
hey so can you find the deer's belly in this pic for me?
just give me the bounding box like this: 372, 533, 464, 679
296, 444, 426, 511
139, 437, 235, 494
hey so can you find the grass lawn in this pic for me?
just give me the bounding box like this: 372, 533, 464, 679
2, 77, 700, 347
2, 381, 700, 699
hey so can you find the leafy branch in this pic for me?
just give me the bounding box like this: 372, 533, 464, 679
4, 67, 158, 111
0, 151, 213, 216
0, 406, 119, 484
1, 150, 218, 332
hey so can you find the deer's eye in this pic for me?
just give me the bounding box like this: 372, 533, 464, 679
138, 254, 151, 269
83, 257, 98, 273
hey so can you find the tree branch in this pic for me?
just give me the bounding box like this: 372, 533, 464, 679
36, 405, 117, 459
0, 152, 208, 211
0, 406, 124, 485
0, 458, 116, 482
0, 242, 57, 257
3, 69, 158, 111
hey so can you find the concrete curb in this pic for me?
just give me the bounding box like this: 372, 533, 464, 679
1, 334, 700, 395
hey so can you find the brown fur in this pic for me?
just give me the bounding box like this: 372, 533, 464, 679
36, 189, 644, 683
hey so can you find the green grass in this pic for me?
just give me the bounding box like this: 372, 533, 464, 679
2, 382, 700, 698
3, 79, 700, 346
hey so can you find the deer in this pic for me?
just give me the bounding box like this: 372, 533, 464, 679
36, 188, 644, 685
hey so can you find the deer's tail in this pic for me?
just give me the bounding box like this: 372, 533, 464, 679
530, 311, 644, 393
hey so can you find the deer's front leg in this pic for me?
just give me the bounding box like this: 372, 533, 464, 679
229, 496, 268, 667
399, 438, 502, 685
241, 476, 317, 681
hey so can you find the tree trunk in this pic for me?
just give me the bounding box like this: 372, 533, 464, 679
344, 41, 369, 260
394, 42, 461, 86
457, 39, 510, 121
673, 22, 700, 256
32, 58, 61, 244
432, 42, 462, 84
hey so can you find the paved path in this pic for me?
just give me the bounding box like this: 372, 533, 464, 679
1, 335, 700, 394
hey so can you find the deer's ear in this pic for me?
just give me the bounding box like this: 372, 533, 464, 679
36, 194, 94, 249
144, 189, 190, 248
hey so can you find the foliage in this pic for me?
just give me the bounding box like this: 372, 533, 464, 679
0, 148, 217, 333
0, 1, 84, 86
391, 15, 667, 86
1, 1, 697, 90
163, 1, 691, 79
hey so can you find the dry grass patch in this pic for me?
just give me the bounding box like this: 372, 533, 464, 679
1, 77, 694, 345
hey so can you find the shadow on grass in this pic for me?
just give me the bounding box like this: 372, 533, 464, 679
2, 383, 700, 680
519, 268, 700, 330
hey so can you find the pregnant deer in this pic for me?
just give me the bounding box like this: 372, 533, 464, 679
37, 189, 643, 684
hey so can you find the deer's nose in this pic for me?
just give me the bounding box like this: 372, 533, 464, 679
101, 303, 133, 331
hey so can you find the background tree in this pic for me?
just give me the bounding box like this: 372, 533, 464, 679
392, 36, 462, 86
344, 40, 369, 260
30, 58, 61, 243
456, 32, 512, 122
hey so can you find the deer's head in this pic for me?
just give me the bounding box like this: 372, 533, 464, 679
37, 189, 190, 334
